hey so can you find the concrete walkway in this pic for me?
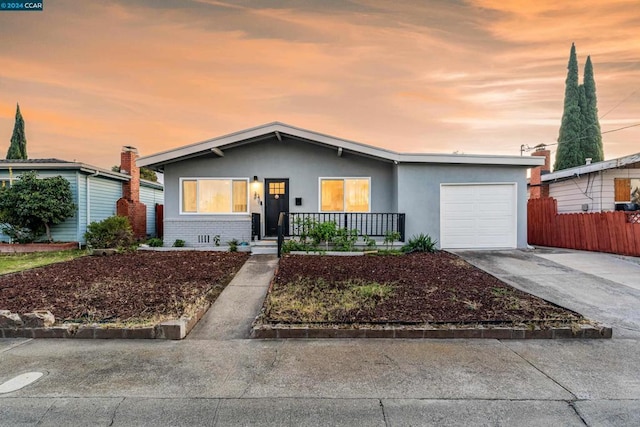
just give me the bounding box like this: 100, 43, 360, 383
1, 249, 640, 426
188, 254, 278, 340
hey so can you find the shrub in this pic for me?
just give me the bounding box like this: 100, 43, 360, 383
383, 230, 401, 250
0, 224, 39, 244
362, 235, 377, 249
281, 239, 314, 253
402, 233, 438, 253
0, 171, 76, 242
309, 220, 338, 250
146, 237, 163, 247
85, 216, 134, 249
173, 239, 185, 247
333, 227, 358, 251
227, 238, 239, 252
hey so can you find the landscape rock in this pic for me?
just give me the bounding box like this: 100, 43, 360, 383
22, 310, 55, 328
0, 310, 23, 327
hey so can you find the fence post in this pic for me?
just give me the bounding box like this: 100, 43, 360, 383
277, 212, 284, 258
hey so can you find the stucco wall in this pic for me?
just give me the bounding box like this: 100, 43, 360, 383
162, 136, 395, 245
396, 164, 529, 248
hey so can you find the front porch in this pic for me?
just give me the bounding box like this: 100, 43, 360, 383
276, 212, 406, 257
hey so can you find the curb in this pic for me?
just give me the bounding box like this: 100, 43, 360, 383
0, 303, 211, 340
251, 323, 613, 339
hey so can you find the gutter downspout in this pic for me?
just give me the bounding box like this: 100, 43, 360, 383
86, 170, 100, 245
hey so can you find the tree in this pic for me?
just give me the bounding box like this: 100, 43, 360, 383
6, 103, 27, 160
581, 56, 604, 163
554, 46, 604, 170
111, 165, 158, 182
554, 43, 583, 171
0, 171, 76, 242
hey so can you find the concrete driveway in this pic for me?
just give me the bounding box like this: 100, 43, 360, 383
455, 247, 640, 339
1, 249, 640, 426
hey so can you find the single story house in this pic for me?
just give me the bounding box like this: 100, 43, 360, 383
529, 148, 640, 213
138, 122, 543, 250
0, 147, 163, 243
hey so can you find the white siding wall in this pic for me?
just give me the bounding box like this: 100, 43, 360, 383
549, 168, 640, 213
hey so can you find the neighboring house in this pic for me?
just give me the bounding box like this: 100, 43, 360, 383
529, 148, 640, 213
139, 122, 542, 250
0, 147, 163, 243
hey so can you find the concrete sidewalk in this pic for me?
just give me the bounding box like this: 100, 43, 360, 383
1, 249, 640, 426
188, 254, 278, 340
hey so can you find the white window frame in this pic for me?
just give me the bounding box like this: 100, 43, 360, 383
318, 177, 371, 213
180, 177, 250, 215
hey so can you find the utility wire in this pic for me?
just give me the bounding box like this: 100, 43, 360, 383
520, 85, 639, 154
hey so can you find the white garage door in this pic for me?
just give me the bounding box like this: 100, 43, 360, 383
440, 183, 517, 249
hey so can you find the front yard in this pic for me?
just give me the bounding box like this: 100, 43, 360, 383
263, 252, 584, 327
0, 251, 248, 326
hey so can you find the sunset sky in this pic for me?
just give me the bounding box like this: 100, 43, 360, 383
0, 0, 638, 169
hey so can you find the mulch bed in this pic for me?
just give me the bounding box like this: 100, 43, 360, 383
265, 252, 583, 325
0, 251, 249, 325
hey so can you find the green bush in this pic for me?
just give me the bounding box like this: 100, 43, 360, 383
333, 227, 358, 251
0, 171, 76, 242
146, 237, 163, 247
0, 224, 39, 244
309, 220, 338, 250
281, 239, 316, 253
362, 235, 377, 249
85, 216, 134, 249
173, 239, 185, 247
227, 238, 239, 252
402, 233, 438, 253
383, 230, 401, 250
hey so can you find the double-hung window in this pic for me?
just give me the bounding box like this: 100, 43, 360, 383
320, 178, 370, 212
181, 178, 248, 214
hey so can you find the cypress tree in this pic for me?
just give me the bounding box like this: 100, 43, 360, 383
6, 103, 27, 160
554, 43, 583, 170
581, 56, 604, 162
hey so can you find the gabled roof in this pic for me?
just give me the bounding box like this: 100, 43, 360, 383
542, 152, 640, 182
138, 122, 544, 168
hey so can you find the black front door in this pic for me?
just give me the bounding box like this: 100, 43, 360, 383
265, 178, 289, 237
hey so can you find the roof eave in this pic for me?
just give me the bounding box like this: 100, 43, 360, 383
542, 152, 640, 182
138, 122, 544, 169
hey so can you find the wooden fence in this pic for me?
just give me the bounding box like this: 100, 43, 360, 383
528, 197, 640, 256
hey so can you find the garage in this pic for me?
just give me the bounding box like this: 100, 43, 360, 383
440, 183, 517, 249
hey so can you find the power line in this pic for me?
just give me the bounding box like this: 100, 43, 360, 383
520, 122, 640, 154
599, 88, 640, 120
521, 84, 639, 155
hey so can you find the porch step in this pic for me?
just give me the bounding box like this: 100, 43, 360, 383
251, 239, 278, 255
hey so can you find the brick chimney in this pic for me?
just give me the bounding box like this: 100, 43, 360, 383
116, 146, 147, 239
120, 146, 140, 202
529, 146, 551, 199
